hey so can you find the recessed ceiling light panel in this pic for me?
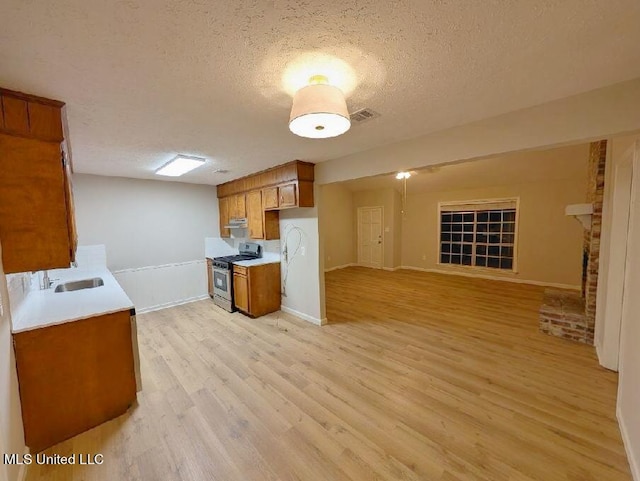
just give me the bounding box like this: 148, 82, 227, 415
156, 155, 206, 177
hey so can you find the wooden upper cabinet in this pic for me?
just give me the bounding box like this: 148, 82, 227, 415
262, 187, 279, 210
2, 96, 30, 135
0, 87, 75, 273
219, 197, 230, 238
28, 102, 64, 142
0, 135, 73, 273
279, 183, 297, 208
62, 150, 78, 261
232, 194, 246, 219
246, 191, 264, 239
0, 89, 64, 141
216, 160, 314, 199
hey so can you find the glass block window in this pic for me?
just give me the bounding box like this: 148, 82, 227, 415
439, 199, 517, 270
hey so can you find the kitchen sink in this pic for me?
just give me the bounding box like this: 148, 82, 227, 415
54, 278, 104, 293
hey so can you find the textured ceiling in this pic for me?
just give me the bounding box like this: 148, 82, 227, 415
0, 1, 639, 185
340, 143, 590, 193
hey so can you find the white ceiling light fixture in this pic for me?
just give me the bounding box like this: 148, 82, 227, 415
289, 75, 351, 139
396, 171, 411, 180
155, 155, 206, 177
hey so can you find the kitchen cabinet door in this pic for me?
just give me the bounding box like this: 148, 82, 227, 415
62, 149, 77, 263
263, 187, 279, 210
206, 258, 214, 297
233, 273, 249, 312
279, 183, 297, 208
2, 95, 29, 135
247, 190, 264, 239
235, 194, 246, 219
0, 134, 74, 273
219, 197, 230, 238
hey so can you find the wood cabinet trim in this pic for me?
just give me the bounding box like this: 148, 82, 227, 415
0, 87, 65, 108
216, 160, 314, 198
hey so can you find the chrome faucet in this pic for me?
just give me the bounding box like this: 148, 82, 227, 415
41, 270, 53, 290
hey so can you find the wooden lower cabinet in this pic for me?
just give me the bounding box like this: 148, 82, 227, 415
206, 258, 214, 297
13, 310, 138, 453
233, 263, 281, 317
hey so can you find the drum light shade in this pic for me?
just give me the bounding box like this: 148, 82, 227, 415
289, 80, 351, 139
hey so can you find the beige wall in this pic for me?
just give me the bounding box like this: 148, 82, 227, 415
0, 246, 26, 481
352, 188, 402, 269
316, 78, 640, 185
401, 177, 587, 287
319, 183, 355, 270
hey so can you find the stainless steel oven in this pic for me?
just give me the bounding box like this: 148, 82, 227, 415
212, 262, 233, 312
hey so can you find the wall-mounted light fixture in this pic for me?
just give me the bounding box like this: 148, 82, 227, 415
289, 75, 350, 139
396, 171, 412, 215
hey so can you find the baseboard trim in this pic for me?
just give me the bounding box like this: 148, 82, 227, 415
112, 259, 205, 274
618, 406, 640, 481
136, 294, 209, 314
280, 305, 327, 326
325, 263, 402, 273
399, 265, 581, 290
324, 263, 356, 272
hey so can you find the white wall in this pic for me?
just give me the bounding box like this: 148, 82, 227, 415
280, 186, 325, 325
597, 135, 640, 480
315, 78, 640, 185
0, 245, 26, 481
73, 174, 219, 311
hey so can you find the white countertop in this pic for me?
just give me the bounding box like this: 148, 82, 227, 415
11, 267, 134, 334
233, 252, 281, 267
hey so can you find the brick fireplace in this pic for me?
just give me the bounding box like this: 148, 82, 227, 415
539, 140, 606, 344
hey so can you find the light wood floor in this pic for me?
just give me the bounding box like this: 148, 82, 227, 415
25, 267, 631, 480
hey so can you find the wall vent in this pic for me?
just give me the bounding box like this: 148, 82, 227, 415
349, 108, 380, 124
212, 169, 229, 174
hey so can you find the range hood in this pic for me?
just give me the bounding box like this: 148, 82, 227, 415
224, 218, 248, 229
565, 203, 593, 230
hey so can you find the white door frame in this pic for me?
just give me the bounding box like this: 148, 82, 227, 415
598, 144, 635, 370
357, 206, 384, 269
616, 139, 640, 481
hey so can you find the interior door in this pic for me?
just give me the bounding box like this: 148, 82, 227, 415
357, 206, 383, 269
